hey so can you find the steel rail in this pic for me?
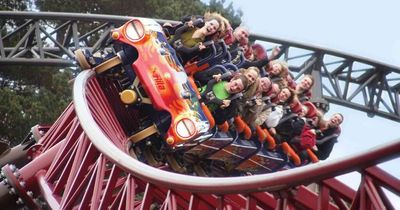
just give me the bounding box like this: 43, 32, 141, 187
2, 11, 400, 122
0, 11, 176, 25
251, 33, 400, 73
0, 58, 73, 66
73, 69, 400, 194
1, 11, 397, 71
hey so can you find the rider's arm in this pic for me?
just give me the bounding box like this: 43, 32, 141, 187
168, 24, 191, 45
240, 56, 270, 69
176, 43, 203, 55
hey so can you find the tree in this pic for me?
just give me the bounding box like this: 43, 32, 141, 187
0, 0, 30, 11
34, 0, 242, 27
0, 68, 72, 145
208, 0, 242, 27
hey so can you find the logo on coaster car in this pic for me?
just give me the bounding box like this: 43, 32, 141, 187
151, 67, 166, 90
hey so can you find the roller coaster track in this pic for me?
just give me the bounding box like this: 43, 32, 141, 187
0, 69, 399, 209
0, 11, 399, 209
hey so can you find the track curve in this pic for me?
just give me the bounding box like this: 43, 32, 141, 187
73, 69, 400, 194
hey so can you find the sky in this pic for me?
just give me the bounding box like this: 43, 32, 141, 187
225, 0, 400, 206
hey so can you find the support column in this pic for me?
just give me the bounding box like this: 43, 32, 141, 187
310, 53, 330, 113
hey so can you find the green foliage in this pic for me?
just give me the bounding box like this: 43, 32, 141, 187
142, 0, 206, 20
208, 0, 242, 27
0, 68, 72, 145
0, 0, 30, 11
1, 0, 31, 27
34, 0, 242, 28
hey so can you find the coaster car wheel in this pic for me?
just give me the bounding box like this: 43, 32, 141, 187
94, 56, 122, 74
143, 146, 163, 167
74, 49, 91, 70
166, 153, 186, 174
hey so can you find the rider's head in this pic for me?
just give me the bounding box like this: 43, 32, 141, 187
225, 74, 249, 94
233, 26, 249, 45
203, 19, 220, 36
268, 59, 289, 77
241, 66, 260, 85
277, 87, 295, 104
203, 12, 229, 39
259, 77, 272, 92
298, 74, 314, 91
328, 113, 344, 128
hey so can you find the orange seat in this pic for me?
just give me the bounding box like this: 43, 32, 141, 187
306, 149, 319, 163
234, 116, 245, 133
217, 121, 229, 133
256, 125, 266, 142
263, 129, 276, 150
281, 142, 301, 166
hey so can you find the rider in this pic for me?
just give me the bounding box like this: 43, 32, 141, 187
199, 74, 249, 125
239, 43, 281, 71
199, 74, 249, 111
294, 74, 314, 102
168, 13, 226, 64
313, 113, 344, 160
255, 87, 296, 135
266, 59, 295, 88
241, 77, 280, 127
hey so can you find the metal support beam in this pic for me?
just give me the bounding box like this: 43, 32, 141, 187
1, 11, 400, 123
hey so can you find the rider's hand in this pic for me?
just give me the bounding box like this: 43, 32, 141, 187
271, 46, 281, 58
198, 42, 206, 50
187, 20, 194, 28
212, 74, 222, 82
221, 100, 231, 108
269, 127, 276, 135
163, 22, 172, 27
309, 129, 316, 134
299, 106, 307, 117
255, 98, 263, 105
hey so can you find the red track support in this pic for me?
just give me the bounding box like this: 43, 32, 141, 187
0, 71, 399, 209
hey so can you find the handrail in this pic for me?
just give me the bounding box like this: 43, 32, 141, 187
73, 69, 400, 194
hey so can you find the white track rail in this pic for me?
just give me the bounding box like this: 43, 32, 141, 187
73, 69, 400, 194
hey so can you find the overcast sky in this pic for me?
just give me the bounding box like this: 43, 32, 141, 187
225, 0, 400, 206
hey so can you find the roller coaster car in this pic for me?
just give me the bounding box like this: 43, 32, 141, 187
74, 19, 318, 175
80, 18, 211, 147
